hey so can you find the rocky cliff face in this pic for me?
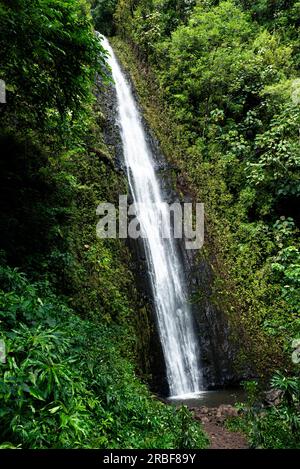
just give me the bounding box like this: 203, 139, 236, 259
98, 55, 245, 395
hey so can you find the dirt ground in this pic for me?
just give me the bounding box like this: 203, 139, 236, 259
191, 405, 249, 449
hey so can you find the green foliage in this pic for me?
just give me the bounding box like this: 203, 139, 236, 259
113, 0, 300, 378
0, 0, 107, 137
0, 0, 209, 449
271, 245, 300, 314
226, 373, 300, 448
0, 265, 208, 448
245, 373, 300, 448
174, 405, 208, 449
242, 380, 259, 408
2, 0, 299, 450
237, 1, 299, 27
92, 0, 117, 35
247, 102, 300, 203
249, 411, 299, 449
113, 0, 196, 59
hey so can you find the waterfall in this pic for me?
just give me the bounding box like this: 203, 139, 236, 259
102, 37, 203, 397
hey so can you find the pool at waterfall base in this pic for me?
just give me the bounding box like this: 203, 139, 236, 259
167, 389, 246, 408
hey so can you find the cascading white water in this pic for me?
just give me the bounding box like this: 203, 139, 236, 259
102, 37, 203, 397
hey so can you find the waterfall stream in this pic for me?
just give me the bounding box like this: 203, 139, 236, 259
102, 37, 203, 397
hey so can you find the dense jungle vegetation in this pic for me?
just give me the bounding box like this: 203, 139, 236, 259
0, 0, 207, 449
94, 0, 300, 448
0, 0, 299, 450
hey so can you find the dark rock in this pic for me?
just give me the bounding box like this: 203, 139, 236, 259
264, 389, 283, 407
100, 47, 249, 395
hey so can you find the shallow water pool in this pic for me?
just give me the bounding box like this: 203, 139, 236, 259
167, 389, 245, 408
